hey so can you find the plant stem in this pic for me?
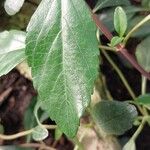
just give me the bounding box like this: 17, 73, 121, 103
92, 14, 113, 40
91, 13, 150, 80
0, 129, 33, 140
141, 76, 149, 115
20, 143, 56, 150
99, 45, 116, 52
0, 124, 56, 140
73, 137, 84, 150
141, 76, 147, 95
34, 101, 42, 126
124, 14, 150, 45
101, 49, 136, 99
101, 49, 146, 115
131, 117, 146, 141
117, 47, 150, 80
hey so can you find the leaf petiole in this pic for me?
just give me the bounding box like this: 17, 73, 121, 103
123, 14, 150, 45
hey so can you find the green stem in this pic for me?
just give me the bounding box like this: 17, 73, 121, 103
99, 45, 116, 52
73, 137, 84, 150
141, 76, 147, 95
34, 101, 42, 126
101, 49, 136, 99
0, 124, 56, 140
124, 14, 150, 45
131, 117, 146, 141
141, 76, 149, 115
101, 49, 146, 115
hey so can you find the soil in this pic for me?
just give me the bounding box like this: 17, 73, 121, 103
0, 70, 74, 149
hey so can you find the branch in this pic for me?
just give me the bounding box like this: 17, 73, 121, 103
91, 13, 150, 80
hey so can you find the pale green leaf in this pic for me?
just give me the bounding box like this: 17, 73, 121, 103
114, 7, 127, 37
100, 6, 145, 34
26, 0, 99, 137
123, 140, 136, 150
0, 30, 26, 54
92, 101, 137, 135
136, 36, 150, 71
4, 0, 25, 16
0, 50, 25, 77
32, 126, 48, 141
93, 0, 130, 12
0, 30, 26, 77
110, 36, 124, 47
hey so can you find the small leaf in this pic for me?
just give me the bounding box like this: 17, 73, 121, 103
100, 6, 145, 34
93, 0, 130, 12
136, 36, 150, 71
114, 7, 127, 37
123, 140, 136, 150
136, 94, 150, 105
26, 0, 99, 137
4, 0, 25, 16
32, 126, 48, 141
0, 30, 26, 77
55, 128, 63, 140
92, 101, 137, 135
110, 36, 124, 47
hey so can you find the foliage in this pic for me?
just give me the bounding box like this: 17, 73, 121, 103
0, 30, 26, 76
92, 101, 137, 135
25, 0, 99, 137
0, 0, 150, 149
114, 6, 127, 37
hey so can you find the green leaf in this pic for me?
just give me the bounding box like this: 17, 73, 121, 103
136, 36, 150, 71
114, 7, 127, 37
4, 0, 25, 16
110, 36, 124, 47
32, 126, 48, 141
136, 94, 150, 105
0, 30, 26, 54
0, 30, 26, 77
100, 6, 145, 34
92, 101, 137, 135
123, 140, 136, 150
26, 0, 99, 137
93, 0, 130, 13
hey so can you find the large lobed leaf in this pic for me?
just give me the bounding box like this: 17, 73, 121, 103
26, 0, 99, 137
